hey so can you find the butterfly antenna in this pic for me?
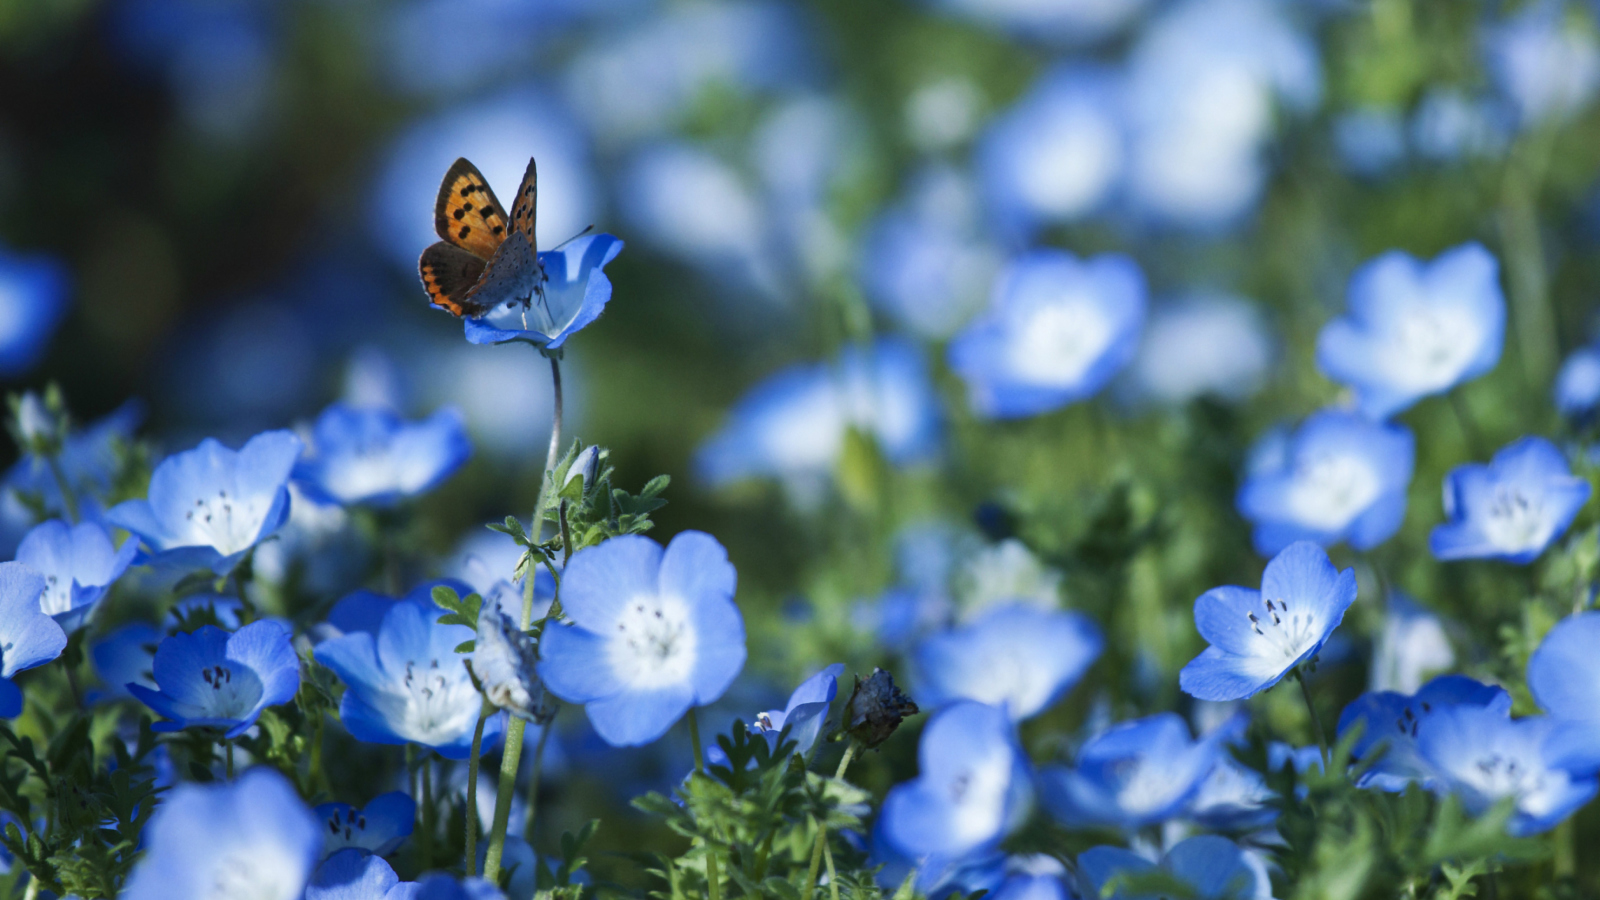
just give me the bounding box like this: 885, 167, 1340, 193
554, 225, 595, 250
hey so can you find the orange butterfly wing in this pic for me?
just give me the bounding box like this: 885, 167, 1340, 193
433, 158, 512, 260
419, 241, 491, 317
507, 158, 538, 252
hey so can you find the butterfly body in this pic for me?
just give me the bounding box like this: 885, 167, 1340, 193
419, 157, 542, 318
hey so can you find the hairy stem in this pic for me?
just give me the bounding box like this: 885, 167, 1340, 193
687, 708, 722, 900
1297, 669, 1330, 763
464, 703, 491, 876
523, 720, 553, 849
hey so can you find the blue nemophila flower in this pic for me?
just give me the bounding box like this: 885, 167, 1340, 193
15, 518, 137, 632
880, 701, 1032, 860
1188, 755, 1277, 831
1078, 835, 1272, 900
1039, 713, 1218, 830
128, 621, 300, 738
461, 234, 624, 348
1316, 243, 1505, 420
1129, 293, 1274, 406
0, 562, 66, 717
3, 400, 142, 544
314, 591, 503, 759
914, 605, 1102, 722
1180, 542, 1357, 702
1555, 344, 1600, 420
316, 791, 415, 857
1430, 437, 1590, 564
540, 531, 745, 746
1484, 0, 1600, 129
1371, 592, 1455, 694
948, 250, 1146, 419
1237, 410, 1414, 556
124, 767, 322, 900
0, 246, 68, 377
695, 337, 941, 493
751, 663, 843, 755
293, 404, 471, 507
90, 621, 160, 702
1527, 612, 1600, 769
307, 849, 402, 900
1338, 675, 1511, 792
1417, 705, 1597, 836
106, 429, 303, 574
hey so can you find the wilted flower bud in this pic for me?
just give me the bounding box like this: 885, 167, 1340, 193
473, 610, 557, 724
843, 668, 919, 749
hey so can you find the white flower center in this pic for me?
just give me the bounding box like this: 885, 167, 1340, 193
1384, 306, 1481, 391
1111, 757, 1186, 817
1480, 486, 1551, 552
942, 741, 1013, 848
1464, 752, 1544, 804
1286, 453, 1381, 530
324, 806, 373, 851
207, 849, 302, 900
380, 656, 479, 745
39, 572, 73, 617
179, 487, 270, 556
194, 664, 264, 721
1007, 298, 1114, 387
607, 593, 697, 689
1244, 596, 1321, 661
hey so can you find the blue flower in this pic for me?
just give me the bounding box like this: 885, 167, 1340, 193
0, 562, 66, 718
1180, 542, 1357, 702
1338, 675, 1512, 792
914, 605, 1102, 721
1484, 0, 1600, 129
293, 404, 471, 507
1188, 755, 1277, 831
1370, 592, 1455, 694
462, 233, 625, 348
1039, 713, 1218, 830
695, 338, 941, 491
976, 66, 1125, 239
1555, 344, 1600, 420
314, 591, 503, 759
106, 430, 304, 574
127, 621, 300, 738
948, 250, 1145, 419
123, 767, 323, 900
1334, 106, 1407, 179
985, 858, 1075, 900
1237, 410, 1414, 555
926, 0, 1147, 42
751, 663, 844, 755
1430, 437, 1590, 564
1078, 835, 1272, 900
540, 531, 745, 746
880, 701, 1032, 859
90, 621, 160, 702
0, 247, 68, 377
1316, 243, 1505, 420
1417, 705, 1597, 836
307, 849, 402, 900
315, 791, 415, 857
1128, 293, 1273, 406
3, 400, 142, 533
1527, 612, 1600, 770
15, 518, 137, 632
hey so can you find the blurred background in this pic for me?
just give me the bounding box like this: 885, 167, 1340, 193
6, 0, 1600, 878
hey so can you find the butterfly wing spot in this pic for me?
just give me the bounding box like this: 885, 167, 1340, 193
434, 158, 510, 259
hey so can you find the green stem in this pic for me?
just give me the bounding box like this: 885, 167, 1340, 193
311, 714, 328, 795
800, 741, 858, 900
1296, 670, 1329, 763
465, 703, 491, 876
1499, 127, 1560, 390
823, 834, 841, 900
522, 720, 553, 849
225, 741, 235, 780
43, 455, 77, 523
687, 708, 722, 900
420, 751, 434, 869
801, 816, 825, 900
487, 353, 565, 885
834, 741, 858, 780
1554, 818, 1575, 878
1448, 391, 1488, 459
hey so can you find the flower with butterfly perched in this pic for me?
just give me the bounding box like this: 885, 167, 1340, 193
418, 157, 623, 349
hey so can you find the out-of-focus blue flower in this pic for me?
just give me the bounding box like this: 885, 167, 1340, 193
881, 701, 1032, 859
294, 404, 471, 507
695, 338, 941, 492
106, 430, 303, 574
1078, 835, 1272, 900
1430, 437, 1589, 563
924, 0, 1148, 43
90, 621, 160, 702
977, 66, 1124, 239
15, 519, 137, 632
1122, 0, 1320, 229
462, 234, 625, 348
867, 819, 1006, 898
1527, 612, 1600, 767
3, 401, 142, 535
1484, 0, 1600, 129
1317, 243, 1505, 420
127, 621, 299, 738
1128, 293, 1273, 405
1555, 344, 1600, 419
1409, 88, 1513, 162
751, 663, 843, 754
315, 791, 415, 857
1188, 755, 1277, 831
862, 166, 1000, 339
315, 591, 503, 759
0, 247, 68, 377
307, 848, 401, 900
540, 532, 745, 747
953, 539, 1063, 620
1180, 542, 1357, 702
1370, 593, 1455, 694
948, 250, 1146, 419
323, 580, 474, 639
0, 563, 65, 717
1338, 675, 1511, 792
374, 85, 598, 272
914, 605, 1102, 721
1237, 410, 1415, 555
123, 767, 322, 900
1334, 106, 1407, 178
1417, 705, 1596, 836
1039, 713, 1218, 830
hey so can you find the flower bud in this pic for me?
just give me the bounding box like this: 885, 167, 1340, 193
843, 667, 919, 749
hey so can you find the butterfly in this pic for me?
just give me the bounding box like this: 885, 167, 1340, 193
418, 157, 544, 318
